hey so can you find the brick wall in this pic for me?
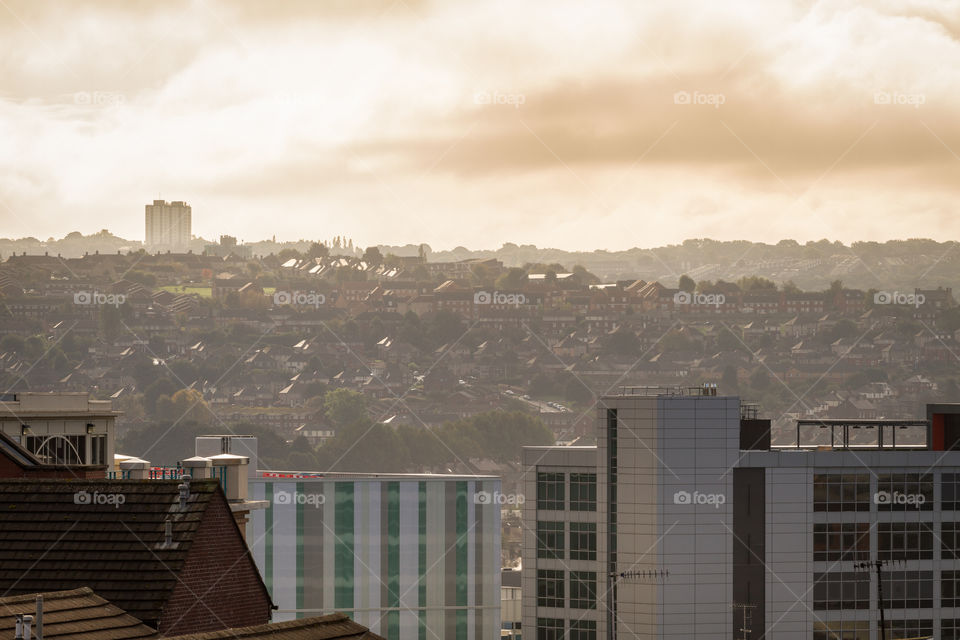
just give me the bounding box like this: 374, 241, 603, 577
0, 453, 106, 479
158, 492, 272, 636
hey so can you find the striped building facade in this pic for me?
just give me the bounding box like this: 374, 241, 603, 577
249, 474, 501, 640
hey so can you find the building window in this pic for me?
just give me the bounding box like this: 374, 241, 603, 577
944, 619, 960, 640
945, 474, 960, 511
536, 618, 563, 640
812, 572, 869, 610
878, 522, 933, 561
882, 620, 932, 639
91, 435, 107, 465
945, 571, 960, 608
569, 473, 596, 511
881, 571, 933, 609
569, 619, 596, 640
813, 523, 870, 562
944, 522, 960, 560
537, 570, 564, 608
813, 474, 870, 512
812, 621, 868, 640
537, 521, 564, 560
537, 473, 565, 510
570, 522, 597, 561
25, 434, 86, 465
569, 571, 596, 609
876, 473, 933, 512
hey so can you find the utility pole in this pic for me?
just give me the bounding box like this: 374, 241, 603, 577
855, 559, 900, 640
731, 603, 755, 640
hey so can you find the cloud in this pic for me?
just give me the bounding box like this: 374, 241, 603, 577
1, 0, 959, 249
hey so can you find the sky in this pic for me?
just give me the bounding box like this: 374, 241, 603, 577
0, 0, 959, 250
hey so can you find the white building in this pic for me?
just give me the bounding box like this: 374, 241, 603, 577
522, 386, 960, 639
0, 392, 118, 466
249, 471, 502, 640
145, 199, 192, 251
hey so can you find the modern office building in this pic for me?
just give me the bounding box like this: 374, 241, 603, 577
249, 472, 502, 640
0, 392, 118, 466
522, 385, 960, 640
145, 199, 192, 251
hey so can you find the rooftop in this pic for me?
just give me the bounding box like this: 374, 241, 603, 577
0, 588, 157, 640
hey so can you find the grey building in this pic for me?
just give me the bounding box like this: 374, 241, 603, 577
145, 199, 191, 251
522, 385, 960, 640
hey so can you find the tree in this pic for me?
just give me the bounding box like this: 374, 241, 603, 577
678, 274, 696, 293
362, 246, 383, 265
324, 389, 369, 428
722, 365, 739, 393
495, 268, 527, 290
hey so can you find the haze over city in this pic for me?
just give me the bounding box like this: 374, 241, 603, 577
2, 0, 960, 249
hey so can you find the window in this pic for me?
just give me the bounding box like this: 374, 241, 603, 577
537, 521, 564, 560
25, 434, 86, 465
569, 473, 596, 511
876, 473, 933, 511
91, 435, 107, 465
944, 571, 960, 607
945, 474, 960, 511
537, 570, 564, 608
945, 619, 960, 640
945, 522, 960, 560
878, 522, 933, 561
569, 619, 596, 640
882, 571, 933, 609
537, 473, 565, 510
813, 474, 870, 512
536, 618, 563, 640
813, 621, 869, 640
812, 572, 869, 610
813, 523, 870, 562
569, 571, 596, 609
882, 620, 932, 639
570, 522, 597, 561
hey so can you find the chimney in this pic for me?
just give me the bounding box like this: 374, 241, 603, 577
119, 457, 150, 480
178, 475, 191, 510
180, 456, 212, 479
35, 596, 42, 640
15, 615, 33, 640
207, 454, 249, 502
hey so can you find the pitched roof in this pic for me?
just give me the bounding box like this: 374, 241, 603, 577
0, 479, 260, 625
163, 614, 384, 640
0, 587, 158, 640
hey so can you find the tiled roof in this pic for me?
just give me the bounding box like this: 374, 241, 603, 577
0, 479, 223, 625
163, 614, 385, 640
0, 587, 158, 640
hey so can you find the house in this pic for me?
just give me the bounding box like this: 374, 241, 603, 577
164, 614, 385, 640
0, 587, 159, 640
0, 479, 273, 636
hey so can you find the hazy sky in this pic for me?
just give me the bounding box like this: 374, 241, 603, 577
1, 0, 959, 250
